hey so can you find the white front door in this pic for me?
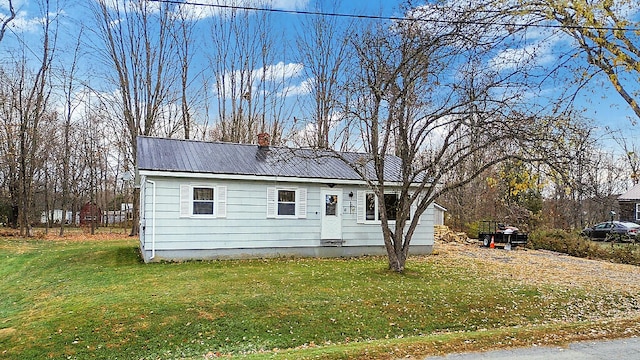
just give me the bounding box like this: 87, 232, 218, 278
321, 189, 342, 240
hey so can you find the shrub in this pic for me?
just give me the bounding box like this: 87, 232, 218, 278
527, 229, 640, 266
464, 221, 480, 239
609, 246, 640, 265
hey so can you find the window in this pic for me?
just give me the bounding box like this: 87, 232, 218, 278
278, 190, 296, 216
180, 184, 227, 218
357, 191, 414, 224
366, 193, 376, 220
637, 204, 640, 221
383, 193, 398, 221
325, 195, 337, 216
267, 187, 307, 218
193, 187, 214, 215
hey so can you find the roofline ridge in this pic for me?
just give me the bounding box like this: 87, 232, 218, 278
138, 135, 401, 160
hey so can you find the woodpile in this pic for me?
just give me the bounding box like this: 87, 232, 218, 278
434, 225, 471, 244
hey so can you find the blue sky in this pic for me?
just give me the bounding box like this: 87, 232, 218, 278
1, 0, 638, 147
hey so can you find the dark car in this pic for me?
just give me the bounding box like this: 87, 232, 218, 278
581, 221, 640, 241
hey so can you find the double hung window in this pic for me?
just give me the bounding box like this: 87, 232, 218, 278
180, 185, 227, 218
358, 191, 414, 224
193, 187, 215, 215
267, 187, 307, 218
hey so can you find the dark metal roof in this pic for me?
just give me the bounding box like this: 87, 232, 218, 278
137, 136, 404, 182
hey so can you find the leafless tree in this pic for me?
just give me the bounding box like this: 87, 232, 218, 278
0, 67, 20, 228
206, 3, 289, 145
294, 0, 352, 149
57, 28, 84, 235
0, 0, 16, 43
91, 0, 179, 235
612, 131, 640, 185
6, 0, 57, 236
172, 4, 198, 140
342, 2, 572, 272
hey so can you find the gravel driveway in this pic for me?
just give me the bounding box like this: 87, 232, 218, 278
436, 242, 640, 294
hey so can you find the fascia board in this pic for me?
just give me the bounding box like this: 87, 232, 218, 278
138, 169, 418, 188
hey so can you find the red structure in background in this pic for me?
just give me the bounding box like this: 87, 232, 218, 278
79, 202, 102, 226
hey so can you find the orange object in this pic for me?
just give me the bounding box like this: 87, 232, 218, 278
490, 235, 495, 248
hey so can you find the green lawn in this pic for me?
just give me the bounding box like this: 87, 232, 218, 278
1, 237, 639, 359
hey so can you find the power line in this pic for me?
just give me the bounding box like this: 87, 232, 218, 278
147, 0, 640, 32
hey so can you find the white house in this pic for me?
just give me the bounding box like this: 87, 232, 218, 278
40, 209, 75, 224
136, 136, 436, 263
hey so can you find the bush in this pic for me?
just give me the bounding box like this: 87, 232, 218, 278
528, 229, 640, 266
609, 246, 639, 265
464, 221, 481, 239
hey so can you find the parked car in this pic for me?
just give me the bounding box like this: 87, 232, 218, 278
581, 221, 640, 242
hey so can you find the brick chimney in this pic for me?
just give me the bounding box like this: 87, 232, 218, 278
257, 133, 270, 148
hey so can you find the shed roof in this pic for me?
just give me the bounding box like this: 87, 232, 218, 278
137, 136, 405, 182
618, 183, 640, 201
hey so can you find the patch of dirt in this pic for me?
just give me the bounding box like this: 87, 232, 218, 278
433, 242, 640, 293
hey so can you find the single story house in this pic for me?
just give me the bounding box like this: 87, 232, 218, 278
136, 135, 436, 263
618, 183, 640, 223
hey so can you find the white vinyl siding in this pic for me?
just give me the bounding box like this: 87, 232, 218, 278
179, 184, 227, 218
138, 177, 434, 261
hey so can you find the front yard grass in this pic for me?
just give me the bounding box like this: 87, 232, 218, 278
1, 236, 640, 359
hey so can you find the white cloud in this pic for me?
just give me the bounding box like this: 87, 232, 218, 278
214, 61, 305, 98
271, 0, 308, 10
98, 0, 163, 14
176, 0, 309, 20
0, 0, 27, 12
489, 43, 555, 72
280, 77, 313, 97
1, 10, 41, 33
257, 61, 303, 81
287, 109, 348, 147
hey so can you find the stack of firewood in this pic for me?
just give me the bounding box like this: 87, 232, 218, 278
434, 225, 471, 244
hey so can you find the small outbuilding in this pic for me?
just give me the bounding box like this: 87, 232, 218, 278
618, 183, 640, 223
79, 202, 102, 226
136, 135, 437, 263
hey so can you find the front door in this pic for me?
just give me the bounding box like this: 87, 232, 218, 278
321, 189, 342, 240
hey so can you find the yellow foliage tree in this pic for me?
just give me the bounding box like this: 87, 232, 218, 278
527, 0, 640, 121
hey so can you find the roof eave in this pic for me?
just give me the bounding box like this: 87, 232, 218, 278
138, 169, 416, 187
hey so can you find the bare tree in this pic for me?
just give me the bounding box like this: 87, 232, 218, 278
206, 3, 289, 145
91, 0, 179, 235
0, 67, 20, 228
58, 28, 84, 235
8, 0, 57, 236
342, 2, 569, 272
171, 4, 199, 140
0, 0, 16, 43
613, 131, 640, 185
295, 0, 351, 149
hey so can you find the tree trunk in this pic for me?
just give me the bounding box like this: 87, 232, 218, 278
129, 188, 140, 236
